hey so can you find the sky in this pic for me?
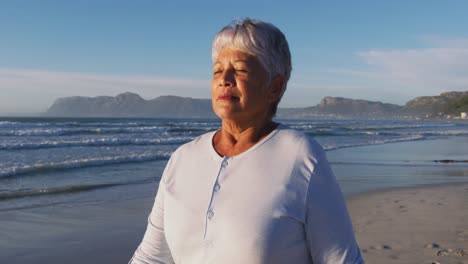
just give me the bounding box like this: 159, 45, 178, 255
1, 1, 468, 114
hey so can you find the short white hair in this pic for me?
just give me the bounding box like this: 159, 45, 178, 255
212, 18, 292, 112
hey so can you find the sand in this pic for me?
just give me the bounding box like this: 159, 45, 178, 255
348, 183, 468, 264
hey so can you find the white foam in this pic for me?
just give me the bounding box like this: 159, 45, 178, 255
0, 126, 173, 136
0, 150, 173, 178
0, 136, 194, 150
323, 135, 426, 151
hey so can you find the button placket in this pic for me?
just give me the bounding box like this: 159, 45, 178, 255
207, 159, 226, 221
204, 157, 229, 239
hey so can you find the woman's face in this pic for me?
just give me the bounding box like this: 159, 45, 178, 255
211, 47, 272, 123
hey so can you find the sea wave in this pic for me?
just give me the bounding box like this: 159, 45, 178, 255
340, 123, 457, 131
419, 130, 468, 136
168, 127, 214, 133
0, 126, 175, 136
305, 130, 339, 137
0, 183, 125, 201
322, 135, 426, 151
306, 130, 401, 137
0, 121, 59, 128
0, 136, 194, 150
306, 129, 468, 138
0, 121, 20, 125
165, 121, 220, 127
0, 151, 172, 179
63, 121, 144, 127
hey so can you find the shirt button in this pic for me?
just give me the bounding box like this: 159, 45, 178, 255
207, 210, 214, 219
222, 160, 228, 167
214, 183, 221, 192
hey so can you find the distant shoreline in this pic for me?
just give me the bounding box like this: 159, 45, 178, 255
2, 115, 468, 122
5, 90, 461, 119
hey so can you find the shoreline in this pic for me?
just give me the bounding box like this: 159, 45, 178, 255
346, 180, 468, 200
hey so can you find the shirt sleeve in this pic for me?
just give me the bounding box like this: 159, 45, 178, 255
129, 166, 175, 263
304, 148, 364, 264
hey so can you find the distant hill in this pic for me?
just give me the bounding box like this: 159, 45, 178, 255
279, 97, 401, 118
46, 92, 215, 118
403, 91, 468, 117
443, 94, 468, 115
45, 91, 468, 119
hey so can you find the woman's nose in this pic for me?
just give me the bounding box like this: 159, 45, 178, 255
218, 70, 235, 88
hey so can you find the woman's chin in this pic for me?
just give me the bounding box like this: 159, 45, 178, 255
213, 110, 235, 120
212, 105, 241, 121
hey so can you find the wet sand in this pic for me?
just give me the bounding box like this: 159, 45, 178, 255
0, 197, 153, 263
348, 183, 468, 264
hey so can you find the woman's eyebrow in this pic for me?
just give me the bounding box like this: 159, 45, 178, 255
213, 60, 249, 66
232, 59, 249, 63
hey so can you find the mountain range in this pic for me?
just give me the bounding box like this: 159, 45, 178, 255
45, 91, 468, 119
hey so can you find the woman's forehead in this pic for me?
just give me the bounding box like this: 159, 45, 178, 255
214, 48, 257, 64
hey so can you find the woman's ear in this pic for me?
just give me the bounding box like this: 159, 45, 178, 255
268, 76, 285, 103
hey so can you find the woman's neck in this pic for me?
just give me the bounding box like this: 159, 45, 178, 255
213, 118, 278, 157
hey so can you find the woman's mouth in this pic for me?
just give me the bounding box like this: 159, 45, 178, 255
217, 93, 240, 102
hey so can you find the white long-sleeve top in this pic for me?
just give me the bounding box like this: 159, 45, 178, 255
130, 125, 363, 264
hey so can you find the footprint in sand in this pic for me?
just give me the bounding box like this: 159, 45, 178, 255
436, 249, 449, 256
370, 245, 392, 250
398, 205, 408, 213
454, 249, 467, 257
424, 243, 441, 249
435, 248, 467, 257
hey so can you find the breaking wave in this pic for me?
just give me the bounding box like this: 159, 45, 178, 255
0, 151, 172, 179
322, 135, 426, 151
0, 136, 194, 150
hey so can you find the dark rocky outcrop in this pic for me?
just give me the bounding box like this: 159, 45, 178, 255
316, 96, 401, 116
277, 97, 402, 119
46, 92, 215, 118
403, 91, 468, 117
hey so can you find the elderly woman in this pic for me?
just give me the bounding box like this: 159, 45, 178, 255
130, 19, 363, 264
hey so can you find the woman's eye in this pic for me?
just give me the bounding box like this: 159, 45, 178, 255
213, 70, 222, 75
235, 69, 248, 73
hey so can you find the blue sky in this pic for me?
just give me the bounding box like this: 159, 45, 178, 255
1, 1, 468, 114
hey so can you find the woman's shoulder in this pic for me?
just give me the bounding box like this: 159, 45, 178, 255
171, 130, 217, 157
276, 125, 325, 155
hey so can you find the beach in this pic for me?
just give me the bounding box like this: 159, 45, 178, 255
1, 118, 467, 263
349, 183, 468, 264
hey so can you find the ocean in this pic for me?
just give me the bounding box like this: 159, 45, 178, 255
1, 117, 468, 212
